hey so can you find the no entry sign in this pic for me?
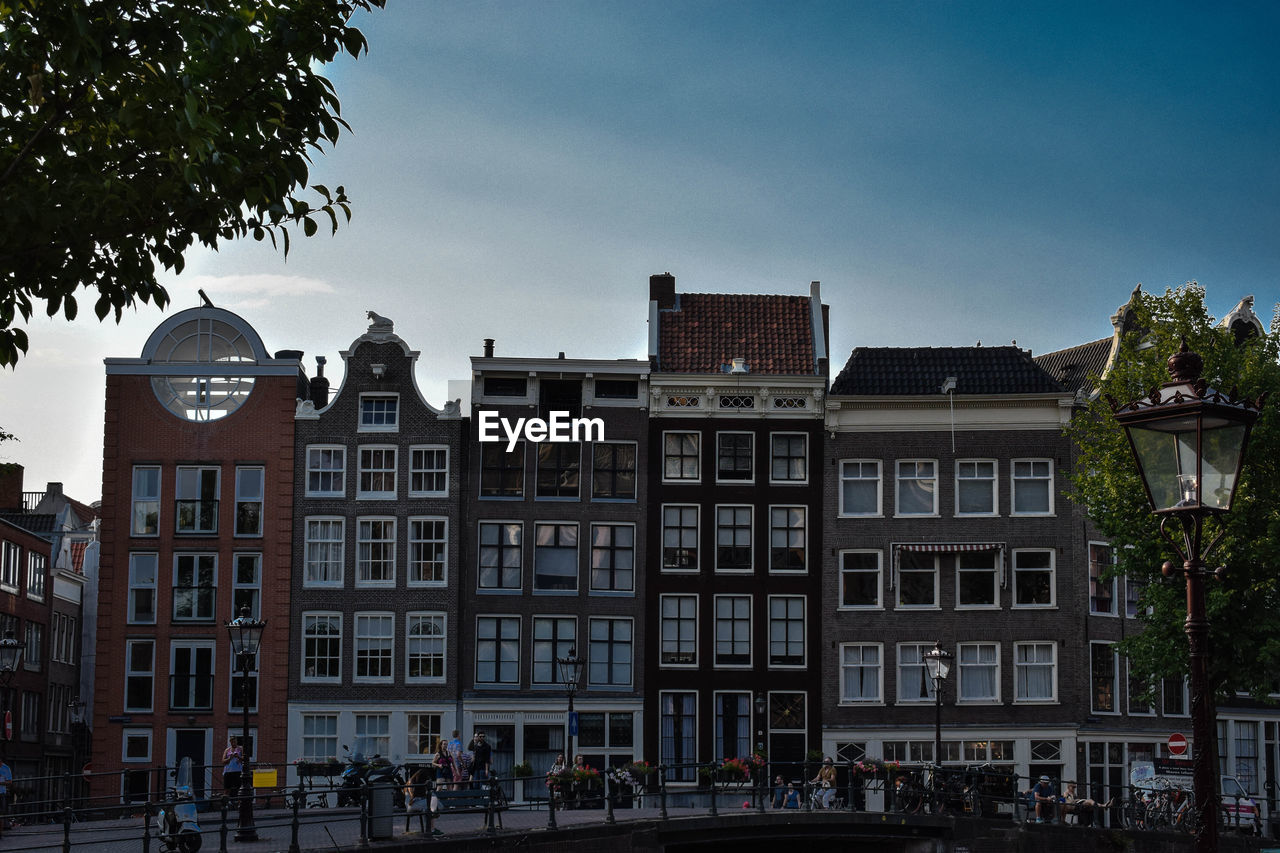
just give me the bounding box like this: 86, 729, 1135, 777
1168, 732, 1188, 756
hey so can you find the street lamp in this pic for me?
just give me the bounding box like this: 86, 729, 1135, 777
1112, 340, 1264, 853
556, 647, 584, 768
922, 642, 953, 807
226, 607, 265, 843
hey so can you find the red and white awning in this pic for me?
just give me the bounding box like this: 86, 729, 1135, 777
896, 543, 1003, 553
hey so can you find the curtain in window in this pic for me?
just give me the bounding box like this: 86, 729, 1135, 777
960, 645, 997, 699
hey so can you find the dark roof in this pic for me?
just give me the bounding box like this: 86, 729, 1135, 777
1034, 338, 1111, 396
0, 512, 56, 540
656, 293, 817, 375
831, 347, 1067, 396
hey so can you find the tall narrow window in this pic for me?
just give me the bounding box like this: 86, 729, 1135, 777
956, 551, 998, 608
1015, 642, 1057, 702
662, 432, 699, 482
770, 433, 807, 483
232, 553, 261, 620
897, 643, 936, 702
1013, 550, 1054, 607
409, 446, 448, 496
132, 466, 161, 535
1012, 459, 1053, 515
769, 507, 806, 572
588, 618, 632, 687
532, 616, 575, 685
897, 552, 938, 608
840, 644, 881, 703
354, 613, 394, 682
480, 442, 525, 497
536, 442, 581, 498
408, 518, 447, 585
839, 551, 881, 608
714, 693, 751, 761
26, 552, 45, 601
1089, 543, 1117, 615
170, 642, 214, 711
356, 518, 395, 585
533, 523, 578, 591
661, 505, 698, 571
478, 522, 522, 590
956, 460, 996, 515
1090, 642, 1117, 713
957, 643, 999, 703
125, 640, 155, 712
301, 613, 341, 682
173, 554, 216, 620
896, 460, 937, 516
1, 542, 19, 590
660, 595, 697, 666
476, 616, 520, 685
592, 442, 636, 500
358, 447, 397, 499
589, 523, 634, 593
714, 595, 751, 666
304, 518, 344, 586
839, 460, 881, 516
715, 506, 752, 572
234, 466, 264, 536
175, 466, 219, 533
716, 432, 753, 481
660, 692, 697, 781
768, 596, 804, 667
406, 613, 446, 682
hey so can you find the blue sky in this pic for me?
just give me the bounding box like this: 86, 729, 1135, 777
3, 0, 1277, 500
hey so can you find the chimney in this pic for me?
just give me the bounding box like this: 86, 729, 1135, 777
0, 463, 23, 511
649, 272, 676, 310
276, 350, 308, 400
483, 339, 495, 358
310, 356, 330, 409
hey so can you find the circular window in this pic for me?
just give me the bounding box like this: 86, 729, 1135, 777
148, 316, 259, 421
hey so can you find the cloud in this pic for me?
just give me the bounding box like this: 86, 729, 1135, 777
180, 274, 338, 304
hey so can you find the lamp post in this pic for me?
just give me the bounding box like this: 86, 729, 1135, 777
922, 642, 953, 807
555, 647, 584, 769
68, 696, 86, 807
0, 628, 23, 750
1112, 341, 1263, 853
226, 607, 265, 843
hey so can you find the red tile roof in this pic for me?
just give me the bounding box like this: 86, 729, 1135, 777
70, 540, 88, 574
656, 293, 818, 375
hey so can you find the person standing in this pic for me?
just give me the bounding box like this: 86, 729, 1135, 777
222, 736, 244, 797
0, 758, 11, 828
467, 731, 492, 783
433, 738, 454, 790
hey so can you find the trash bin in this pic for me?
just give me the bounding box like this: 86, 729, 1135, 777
368, 783, 394, 839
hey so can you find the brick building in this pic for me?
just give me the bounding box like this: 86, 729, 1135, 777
645, 274, 829, 784
463, 343, 649, 783
94, 305, 301, 801
286, 314, 465, 780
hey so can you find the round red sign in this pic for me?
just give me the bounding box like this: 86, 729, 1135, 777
1168, 732, 1188, 756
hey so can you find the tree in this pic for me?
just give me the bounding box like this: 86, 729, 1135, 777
1066, 284, 1280, 703
0, 0, 385, 366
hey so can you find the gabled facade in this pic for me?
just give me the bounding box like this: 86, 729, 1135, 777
463, 346, 649, 780
287, 315, 465, 778
645, 274, 828, 782
823, 345, 1078, 806
95, 305, 300, 802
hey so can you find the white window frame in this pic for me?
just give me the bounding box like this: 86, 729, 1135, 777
305, 445, 346, 497
533, 521, 579, 593
955, 459, 997, 517
531, 615, 576, 686
405, 612, 447, 684
26, 551, 46, 601
895, 459, 938, 517
358, 392, 399, 432
659, 690, 699, 781
408, 445, 449, 497
896, 552, 939, 609
838, 460, 882, 517
303, 516, 344, 587
1012, 548, 1055, 608
767, 594, 806, 669
407, 516, 448, 586
659, 593, 698, 668
1011, 458, 1054, 516
1162, 677, 1190, 718
356, 517, 396, 587
233, 465, 264, 537
661, 504, 699, 573
231, 552, 262, 621
1, 542, 19, 591
1014, 641, 1058, 704
131, 465, 161, 536
175, 465, 220, 534
715, 430, 754, 484
353, 612, 394, 684
172, 553, 217, 621
955, 551, 1000, 610
478, 521, 523, 591
712, 594, 752, 669
769, 432, 808, 485
661, 430, 701, 483
301, 714, 339, 763
357, 445, 397, 500
124, 638, 155, 713
839, 550, 882, 609
714, 504, 753, 574
170, 639, 215, 712
896, 642, 937, 704
228, 645, 258, 713
588, 522, 635, 594
591, 440, 638, 501
301, 612, 342, 684
839, 642, 883, 705
956, 642, 1001, 705
122, 728, 152, 763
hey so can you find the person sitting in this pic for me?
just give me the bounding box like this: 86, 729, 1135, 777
404, 767, 442, 834
810, 757, 837, 809
1060, 781, 1113, 826
1031, 775, 1056, 823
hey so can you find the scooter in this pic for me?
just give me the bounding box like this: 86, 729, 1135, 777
336, 740, 404, 807
156, 757, 202, 853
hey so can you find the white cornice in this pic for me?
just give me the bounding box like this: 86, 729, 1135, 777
826, 394, 1074, 431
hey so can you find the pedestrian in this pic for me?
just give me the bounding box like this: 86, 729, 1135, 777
222, 736, 244, 796
467, 731, 492, 783
433, 738, 454, 790
783, 782, 800, 809
0, 757, 11, 827
771, 775, 785, 809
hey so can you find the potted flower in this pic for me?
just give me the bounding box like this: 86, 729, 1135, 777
512, 762, 533, 778
718, 757, 752, 786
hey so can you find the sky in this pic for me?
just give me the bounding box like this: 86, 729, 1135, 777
3, 0, 1278, 503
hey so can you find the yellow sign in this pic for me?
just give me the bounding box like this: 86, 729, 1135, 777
252, 769, 278, 788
